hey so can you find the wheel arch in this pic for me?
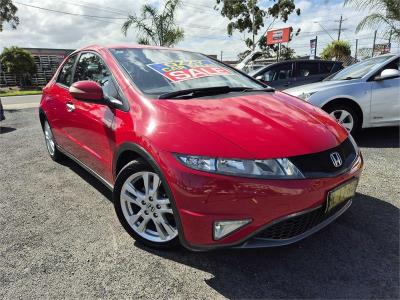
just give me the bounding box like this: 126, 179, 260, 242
322, 98, 364, 128
112, 142, 193, 250
38, 108, 46, 130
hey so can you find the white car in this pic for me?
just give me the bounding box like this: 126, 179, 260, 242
285, 54, 400, 133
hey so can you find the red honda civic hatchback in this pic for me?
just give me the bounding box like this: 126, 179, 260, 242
39, 45, 363, 250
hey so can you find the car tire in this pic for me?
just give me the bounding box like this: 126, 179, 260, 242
324, 104, 360, 135
43, 120, 64, 162
113, 159, 180, 249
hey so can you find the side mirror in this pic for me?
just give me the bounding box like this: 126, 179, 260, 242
69, 81, 105, 103
375, 69, 400, 81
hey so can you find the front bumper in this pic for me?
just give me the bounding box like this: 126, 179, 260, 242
158, 151, 363, 250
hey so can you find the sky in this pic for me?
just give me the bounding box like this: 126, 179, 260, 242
1, 0, 398, 60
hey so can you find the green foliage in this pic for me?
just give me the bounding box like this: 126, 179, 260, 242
215, 0, 300, 49
344, 0, 400, 42
321, 40, 351, 61
122, 0, 184, 47
0, 47, 36, 86
280, 45, 296, 60
0, 0, 19, 31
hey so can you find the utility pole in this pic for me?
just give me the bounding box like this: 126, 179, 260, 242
252, 0, 256, 50
372, 30, 377, 57
355, 39, 358, 61
337, 15, 343, 41
220, 51, 223, 61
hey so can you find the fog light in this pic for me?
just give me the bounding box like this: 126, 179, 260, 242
214, 219, 251, 240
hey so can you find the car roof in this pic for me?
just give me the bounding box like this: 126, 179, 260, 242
73, 44, 190, 53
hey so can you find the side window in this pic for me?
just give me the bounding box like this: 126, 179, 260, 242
74, 52, 120, 100
384, 58, 400, 71
296, 62, 319, 77
262, 63, 292, 81
57, 55, 77, 87
319, 62, 334, 74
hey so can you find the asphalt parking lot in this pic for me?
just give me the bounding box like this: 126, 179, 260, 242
0, 108, 399, 299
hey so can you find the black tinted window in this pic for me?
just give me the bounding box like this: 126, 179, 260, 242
57, 55, 77, 87
261, 63, 292, 81
319, 62, 334, 74
385, 58, 400, 70
297, 62, 319, 77
74, 52, 120, 100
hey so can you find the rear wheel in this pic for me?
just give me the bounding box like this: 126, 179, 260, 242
113, 159, 179, 249
324, 104, 360, 134
43, 120, 63, 161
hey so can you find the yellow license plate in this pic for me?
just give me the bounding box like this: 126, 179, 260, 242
326, 178, 358, 212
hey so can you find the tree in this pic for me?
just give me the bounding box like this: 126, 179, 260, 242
344, 0, 400, 42
122, 0, 184, 47
215, 0, 300, 49
0, 0, 19, 31
321, 40, 351, 61
0, 47, 36, 86
280, 45, 296, 60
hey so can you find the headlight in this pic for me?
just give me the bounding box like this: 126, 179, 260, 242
176, 155, 304, 179
298, 92, 315, 101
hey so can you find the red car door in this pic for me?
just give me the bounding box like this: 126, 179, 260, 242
45, 55, 78, 153
64, 52, 118, 183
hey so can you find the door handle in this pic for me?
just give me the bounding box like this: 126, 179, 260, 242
66, 102, 75, 112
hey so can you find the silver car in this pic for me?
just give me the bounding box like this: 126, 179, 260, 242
285, 54, 400, 134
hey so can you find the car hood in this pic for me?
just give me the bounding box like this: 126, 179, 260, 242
284, 79, 362, 96
150, 91, 348, 159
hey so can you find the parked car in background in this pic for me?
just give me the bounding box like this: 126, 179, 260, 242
250, 59, 343, 90
0, 99, 5, 122
285, 54, 400, 134
39, 44, 362, 251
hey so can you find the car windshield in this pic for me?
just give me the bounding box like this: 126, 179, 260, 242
327, 55, 394, 81
110, 48, 263, 96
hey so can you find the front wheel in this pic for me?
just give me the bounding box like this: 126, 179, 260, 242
324, 104, 360, 134
113, 160, 180, 249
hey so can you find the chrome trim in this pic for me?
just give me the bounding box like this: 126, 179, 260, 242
235, 199, 352, 248
57, 145, 114, 190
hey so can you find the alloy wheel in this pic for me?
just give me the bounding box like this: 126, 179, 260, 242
330, 110, 354, 132
44, 121, 55, 156
120, 171, 178, 243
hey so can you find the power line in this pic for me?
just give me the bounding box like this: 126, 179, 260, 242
14, 2, 127, 20
54, 0, 127, 16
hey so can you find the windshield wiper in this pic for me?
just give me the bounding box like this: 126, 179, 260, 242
242, 87, 275, 92
158, 86, 274, 99
158, 86, 254, 99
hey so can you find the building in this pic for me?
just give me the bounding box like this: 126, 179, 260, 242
0, 48, 74, 87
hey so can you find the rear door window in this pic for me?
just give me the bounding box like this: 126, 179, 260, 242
296, 62, 319, 77
57, 55, 77, 87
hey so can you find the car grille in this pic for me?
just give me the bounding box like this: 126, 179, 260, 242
255, 201, 348, 240
289, 138, 357, 178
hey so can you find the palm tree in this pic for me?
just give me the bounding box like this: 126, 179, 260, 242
344, 0, 400, 42
122, 0, 184, 47
321, 40, 351, 62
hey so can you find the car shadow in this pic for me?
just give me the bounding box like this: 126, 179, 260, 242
135, 193, 399, 299
0, 126, 17, 134
354, 126, 399, 148
59, 158, 113, 202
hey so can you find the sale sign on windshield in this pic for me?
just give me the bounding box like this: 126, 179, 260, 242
147, 60, 232, 82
